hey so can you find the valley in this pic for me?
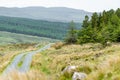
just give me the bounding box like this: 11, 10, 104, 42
0, 2, 119, 80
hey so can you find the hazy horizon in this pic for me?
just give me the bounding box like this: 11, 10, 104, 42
0, 0, 120, 12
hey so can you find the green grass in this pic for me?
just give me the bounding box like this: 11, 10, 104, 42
1, 52, 21, 74
0, 43, 38, 74
31, 43, 120, 80
1, 42, 51, 74
17, 54, 26, 68
0, 31, 57, 45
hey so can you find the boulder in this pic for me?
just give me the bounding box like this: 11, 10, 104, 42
62, 66, 78, 74
72, 72, 87, 80
106, 41, 111, 46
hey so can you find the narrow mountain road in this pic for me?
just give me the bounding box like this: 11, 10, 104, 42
3, 43, 52, 74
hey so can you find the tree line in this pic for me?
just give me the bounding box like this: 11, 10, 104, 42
65, 8, 120, 45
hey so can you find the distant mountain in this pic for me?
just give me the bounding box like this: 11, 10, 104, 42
0, 7, 92, 22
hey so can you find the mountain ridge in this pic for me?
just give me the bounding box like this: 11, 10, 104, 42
0, 7, 92, 22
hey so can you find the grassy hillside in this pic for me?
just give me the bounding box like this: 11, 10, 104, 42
0, 31, 56, 45
29, 43, 120, 80
1, 43, 120, 80
0, 16, 81, 39
0, 38, 54, 74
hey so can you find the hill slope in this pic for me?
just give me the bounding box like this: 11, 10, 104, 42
0, 16, 81, 39
31, 43, 120, 80
0, 31, 56, 45
0, 7, 92, 22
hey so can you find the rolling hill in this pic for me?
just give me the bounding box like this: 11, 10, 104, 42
0, 16, 81, 39
0, 31, 56, 45
0, 7, 92, 22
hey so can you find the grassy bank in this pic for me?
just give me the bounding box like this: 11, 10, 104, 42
31, 42, 120, 80
0, 43, 53, 80
0, 43, 38, 74
1, 42, 120, 80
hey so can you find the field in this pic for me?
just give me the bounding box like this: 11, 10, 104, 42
0, 31, 56, 45
30, 42, 120, 80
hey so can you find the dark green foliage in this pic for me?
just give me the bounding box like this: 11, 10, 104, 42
110, 14, 120, 26
0, 16, 81, 40
116, 8, 120, 18
77, 26, 96, 44
65, 8, 120, 45
65, 21, 77, 44
91, 12, 99, 28
78, 8, 120, 44
82, 15, 90, 28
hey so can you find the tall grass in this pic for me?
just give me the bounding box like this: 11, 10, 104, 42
31, 43, 120, 80
0, 43, 37, 74
0, 70, 46, 80
1, 43, 120, 80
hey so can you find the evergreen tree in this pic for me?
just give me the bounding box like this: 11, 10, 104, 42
91, 12, 99, 29
98, 13, 104, 30
102, 10, 108, 25
107, 9, 114, 18
82, 15, 89, 28
77, 26, 96, 44
116, 8, 120, 18
110, 14, 120, 26
65, 21, 77, 44
65, 8, 120, 45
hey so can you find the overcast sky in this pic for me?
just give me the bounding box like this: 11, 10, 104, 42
0, 0, 120, 12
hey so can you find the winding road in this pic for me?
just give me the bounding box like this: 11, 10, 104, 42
3, 43, 52, 75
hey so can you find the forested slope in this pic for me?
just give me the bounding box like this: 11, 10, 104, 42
0, 16, 81, 39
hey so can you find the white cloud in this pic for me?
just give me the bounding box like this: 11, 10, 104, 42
0, 0, 119, 12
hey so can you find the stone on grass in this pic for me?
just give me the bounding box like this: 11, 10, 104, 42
72, 72, 87, 80
62, 66, 78, 74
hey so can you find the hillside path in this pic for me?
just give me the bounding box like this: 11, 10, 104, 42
3, 43, 52, 74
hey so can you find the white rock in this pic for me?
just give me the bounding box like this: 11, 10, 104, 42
72, 72, 87, 80
62, 66, 78, 74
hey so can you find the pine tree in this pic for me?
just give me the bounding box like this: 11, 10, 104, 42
116, 8, 120, 18
110, 14, 120, 26
98, 13, 104, 30
102, 10, 108, 25
65, 20, 77, 44
91, 12, 99, 28
82, 15, 89, 28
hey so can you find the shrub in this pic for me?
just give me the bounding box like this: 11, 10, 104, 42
52, 42, 65, 49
